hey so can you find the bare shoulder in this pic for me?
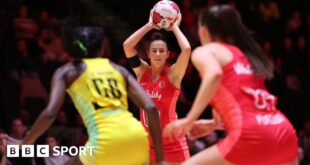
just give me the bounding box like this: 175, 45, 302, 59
59, 61, 85, 87
53, 62, 72, 78
193, 43, 233, 67
197, 43, 230, 54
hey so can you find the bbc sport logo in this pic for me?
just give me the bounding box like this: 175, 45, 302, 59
7, 145, 95, 157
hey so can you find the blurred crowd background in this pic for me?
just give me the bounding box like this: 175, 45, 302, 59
0, 0, 309, 164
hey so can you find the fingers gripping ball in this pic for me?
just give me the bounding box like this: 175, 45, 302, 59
152, 0, 180, 29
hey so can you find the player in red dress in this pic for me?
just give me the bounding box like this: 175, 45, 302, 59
164, 5, 298, 165
123, 13, 191, 164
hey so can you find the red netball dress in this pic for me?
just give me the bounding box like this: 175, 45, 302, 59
140, 67, 190, 162
212, 43, 298, 165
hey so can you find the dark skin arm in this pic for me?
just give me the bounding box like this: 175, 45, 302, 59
113, 63, 164, 164
22, 67, 67, 145
21, 60, 165, 163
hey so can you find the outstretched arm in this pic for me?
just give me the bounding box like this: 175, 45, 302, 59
22, 68, 67, 145
115, 64, 165, 164
169, 13, 191, 88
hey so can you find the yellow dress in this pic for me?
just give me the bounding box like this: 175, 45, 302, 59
67, 58, 149, 165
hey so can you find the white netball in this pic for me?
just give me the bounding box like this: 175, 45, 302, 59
151, 0, 180, 29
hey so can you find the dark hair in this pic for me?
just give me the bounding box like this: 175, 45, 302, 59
150, 31, 167, 43
148, 31, 169, 49
62, 18, 104, 58
199, 5, 273, 79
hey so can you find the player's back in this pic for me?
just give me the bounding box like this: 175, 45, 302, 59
212, 43, 297, 165
67, 58, 128, 108
66, 58, 149, 165
67, 58, 128, 133
211, 43, 282, 131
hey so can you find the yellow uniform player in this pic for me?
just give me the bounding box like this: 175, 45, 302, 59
14, 20, 166, 165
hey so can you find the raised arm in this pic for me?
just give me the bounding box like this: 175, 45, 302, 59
168, 13, 191, 88
22, 67, 67, 145
123, 12, 158, 80
114, 64, 165, 164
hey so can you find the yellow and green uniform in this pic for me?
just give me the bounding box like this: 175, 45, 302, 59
67, 58, 149, 165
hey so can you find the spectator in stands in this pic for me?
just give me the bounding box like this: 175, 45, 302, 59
43, 136, 70, 165
17, 109, 32, 129
13, 5, 38, 39
299, 120, 310, 165
286, 11, 303, 37
16, 39, 35, 75
9, 118, 27, 140
259, 0, 280, 23
47, 111, 73, 146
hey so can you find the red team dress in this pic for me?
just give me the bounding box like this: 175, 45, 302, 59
140, 67, 190, 162
212, 43, 298, 165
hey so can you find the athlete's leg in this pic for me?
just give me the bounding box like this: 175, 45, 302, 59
64, 155, 82, 165
183, 145, 233, 165
280, 158, 298, 165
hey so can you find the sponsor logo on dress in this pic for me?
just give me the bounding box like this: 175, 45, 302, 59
234, 62, 253, 75
145, 89, 162, 101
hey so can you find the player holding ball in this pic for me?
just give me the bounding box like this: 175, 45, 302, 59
123, 0, 191, 164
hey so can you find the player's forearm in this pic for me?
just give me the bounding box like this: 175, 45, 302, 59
123, 23, 153, 57
146, 108, 165, 163
172, 26, 191, 52
23, 110, 57, 145
186, 72, 222, 122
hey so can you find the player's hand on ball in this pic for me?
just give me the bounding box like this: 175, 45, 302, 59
167, 13, 182, 31
174, 13, 182, 27
149, 9, 161, 30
